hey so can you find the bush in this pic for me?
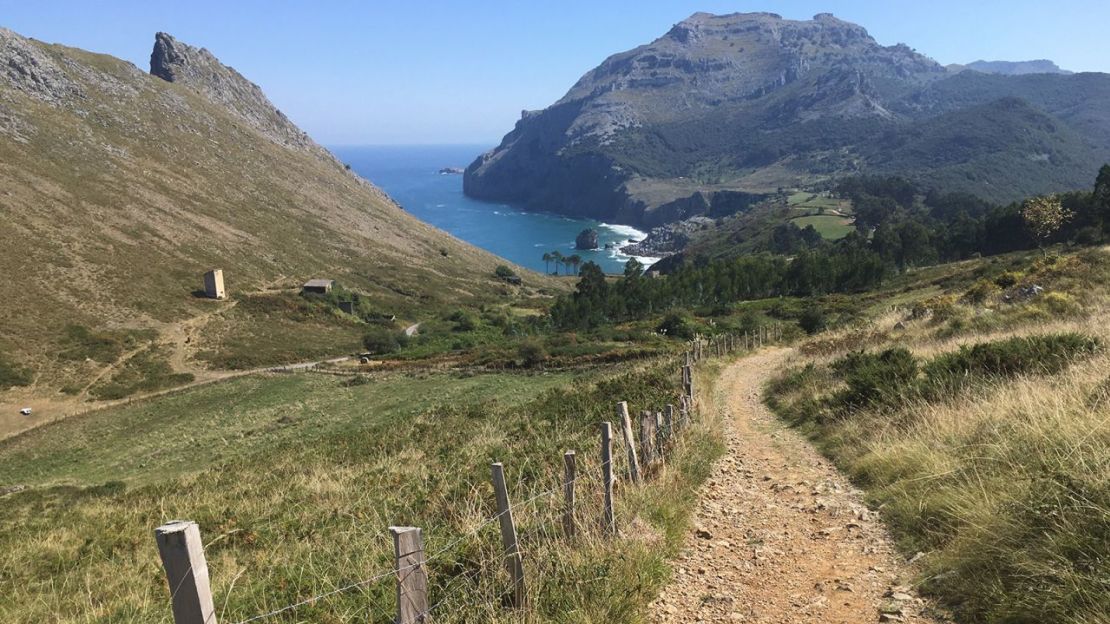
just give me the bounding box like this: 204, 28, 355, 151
493, 265, 520, 284
516, 340, 548, 368
924, 333, 1099, 387
963, 279, 1000, 305
656, 312, 695, 339
994, 271, 1022, 288
362, 327, 407, 355
0, 353, 32, 389
1039, 291, 1080, 315
798, 307, 827, 334
831, 348, 918, 410
447, 309, 479, 332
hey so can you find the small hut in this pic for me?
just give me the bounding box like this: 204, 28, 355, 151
203, 269, 226, 299
302, 279, 335, 295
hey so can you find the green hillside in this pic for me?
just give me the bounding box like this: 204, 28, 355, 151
0, 29, 558, 421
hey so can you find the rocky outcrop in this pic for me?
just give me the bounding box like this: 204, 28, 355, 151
150, 32, 333, 161
0, 27, 515, 392
465, 12, 1110, 222
620, 216, 715, 257
575, 228, 600, 250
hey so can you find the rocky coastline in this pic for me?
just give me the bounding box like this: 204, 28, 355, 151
619, 216, 715, 257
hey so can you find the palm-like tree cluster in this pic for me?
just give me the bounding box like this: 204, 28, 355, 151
541, 251, 583, 275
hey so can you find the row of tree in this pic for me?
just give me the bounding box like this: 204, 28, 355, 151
550, 166, 1110, 330
550, 241, 888, 330
542, 251, 583, 275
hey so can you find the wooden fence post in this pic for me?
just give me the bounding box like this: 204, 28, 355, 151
639, 410, 656, 467
154, 520, 217, 624
490, 462, 526, 608
680, 395, 690, 428
600, 422, 616, 534
654, 411, 665, 457
683, 365, 694, 401
664, 404, 675, 443
391, 526, 430, 624
563, 451, 577, 538
617, 401, 641, 484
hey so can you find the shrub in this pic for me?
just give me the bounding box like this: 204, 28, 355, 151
516, 340, 547, 368
656, 312, 695, 339
447, 309, 479, 332
798, 307, 827, 334
493, 265, 520, 284
924, 333, 1099, 387
0, 353, 32, 389
962, 279, 1000, 305
362, 327, 406, 355
1039, 291, 1080, 315
994, 271, 1022, 288
831, 348, 918, 410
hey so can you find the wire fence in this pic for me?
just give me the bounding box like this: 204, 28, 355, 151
153, 328, 781, 624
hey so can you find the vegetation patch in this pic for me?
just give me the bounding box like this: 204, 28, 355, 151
0, 361, 720, 622
88, 346, 195, 400
766, 332, 1108, 623
56, 324, 156, 363
924, 333, 1100, 389
0, 353, 33, 390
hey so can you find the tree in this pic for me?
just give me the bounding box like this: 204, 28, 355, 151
363, 327, 405, 354
1095, 164, 1110, 208
551, 251, 565, 275
541, 252, 553, 274
566, 254, 582, 275
1021, 195, 1071, 256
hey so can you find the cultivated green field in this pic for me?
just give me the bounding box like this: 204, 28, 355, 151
0, 362, 721, 623
789, 214, 855, 239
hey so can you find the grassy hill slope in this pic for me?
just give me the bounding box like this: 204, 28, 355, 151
0, 29, 548, 407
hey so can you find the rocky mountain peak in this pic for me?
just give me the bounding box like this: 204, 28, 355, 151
964, 59, 1072, 76
149, 32, 329, 158
0, 27, 84, 106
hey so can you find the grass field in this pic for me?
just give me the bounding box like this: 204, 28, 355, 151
789, 214, 855, 240
0, 360, 722, 622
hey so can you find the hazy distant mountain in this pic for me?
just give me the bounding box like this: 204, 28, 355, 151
465, 12, 1110, 227
963, 59, 1072, 75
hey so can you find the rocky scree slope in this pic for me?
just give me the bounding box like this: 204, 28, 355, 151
465, 12, 1110, 227
0, 28, 517, 388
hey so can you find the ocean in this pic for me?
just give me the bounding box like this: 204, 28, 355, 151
330, 144, 659, 275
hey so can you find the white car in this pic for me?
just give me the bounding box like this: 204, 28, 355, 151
19, 407, 32, 416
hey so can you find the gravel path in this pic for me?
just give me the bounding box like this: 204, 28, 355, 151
651, 348, 947, 623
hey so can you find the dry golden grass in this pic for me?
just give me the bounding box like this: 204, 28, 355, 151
767, 249, 1110, 623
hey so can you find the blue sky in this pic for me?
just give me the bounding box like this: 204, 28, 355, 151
3, 1, 1108, 144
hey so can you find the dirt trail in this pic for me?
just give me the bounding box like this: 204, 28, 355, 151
651, 348, 945, 624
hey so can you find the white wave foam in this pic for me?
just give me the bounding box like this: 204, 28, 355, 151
599, 222, 648, 241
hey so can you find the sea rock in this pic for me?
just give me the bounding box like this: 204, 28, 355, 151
575, 228, 600, 250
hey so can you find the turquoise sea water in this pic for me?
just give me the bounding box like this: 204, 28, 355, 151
331, 145, 658, 274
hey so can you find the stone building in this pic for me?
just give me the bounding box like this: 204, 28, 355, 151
302, 278, 334, 295
203, 269, 226, 299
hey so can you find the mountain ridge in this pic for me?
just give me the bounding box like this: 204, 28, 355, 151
464, 12, 1110, 227
0, 27, 531, 399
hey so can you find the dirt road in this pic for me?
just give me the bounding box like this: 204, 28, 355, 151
651, 348, 945, 623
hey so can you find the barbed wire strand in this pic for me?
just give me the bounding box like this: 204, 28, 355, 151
228, 461, 606, 624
